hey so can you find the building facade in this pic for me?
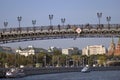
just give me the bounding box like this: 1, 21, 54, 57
0, 46, 14, 54
62, 47, 79, 55
108, 38, 120, 56
82, 45, 106, 56
16, 46, 35, 56
114, 38, 120, 56
108, 38, 115, 55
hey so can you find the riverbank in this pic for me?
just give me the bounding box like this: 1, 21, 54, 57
24, 66, 120, 76
1, 66, 120, 78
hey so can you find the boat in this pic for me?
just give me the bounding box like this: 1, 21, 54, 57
5, 68, 25, 78
81, 66, 90, 73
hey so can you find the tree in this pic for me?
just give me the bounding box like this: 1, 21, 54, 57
5, 53, 15, 67
53, 50, 62, 55
97, 54, 107, 66
71, 55, 80, 66
0, 52, 7, 67
59, 55, 66, 66
80, 55, 88, 66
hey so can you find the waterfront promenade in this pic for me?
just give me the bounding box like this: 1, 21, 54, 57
1, 66, 120, 78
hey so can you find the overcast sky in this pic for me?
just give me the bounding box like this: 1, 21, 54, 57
0, 0, 120, 49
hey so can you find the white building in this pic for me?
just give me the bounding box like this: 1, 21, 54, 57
16, 46, 37, 56
48, 46, 60, 52
82, 45, 106, 56
62, 47, 79, 55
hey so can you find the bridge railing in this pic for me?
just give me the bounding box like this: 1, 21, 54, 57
0, 24, 120, 34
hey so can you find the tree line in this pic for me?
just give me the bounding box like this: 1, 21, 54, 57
0, 50, 120, 68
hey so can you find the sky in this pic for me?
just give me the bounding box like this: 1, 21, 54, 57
0, 0, 120, 49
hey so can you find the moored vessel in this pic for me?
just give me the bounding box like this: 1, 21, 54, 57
5, 68, 25, 78
81, 66, 90, 73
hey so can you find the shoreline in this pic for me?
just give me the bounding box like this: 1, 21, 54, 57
1, 66, 120, 78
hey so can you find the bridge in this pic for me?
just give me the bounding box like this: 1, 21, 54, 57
0, 24, 120, 44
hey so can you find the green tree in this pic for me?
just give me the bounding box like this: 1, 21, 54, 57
97, 54, 107, 66
5, 53, 15, 67
0, 52, 7, 67
88, 55, 97, 66
71, 55, 80, 66
80, 55, 88, 66
52, 55, 59, 67
53, 50, 62, 55
59, 55, 66, 66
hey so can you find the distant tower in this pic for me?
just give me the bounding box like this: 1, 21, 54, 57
114, 38, 120, 56
108, 38, 115, 55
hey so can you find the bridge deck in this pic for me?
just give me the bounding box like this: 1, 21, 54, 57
0, 24, 120, 44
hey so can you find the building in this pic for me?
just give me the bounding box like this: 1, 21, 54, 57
0, 46, 14, 54
48, 46, 61, 52
47, 46, 62, 55
16, 46, 35, 56
82, 45, 106, 56
16, 46, 47, 56
62, 47, 79, 55
108, 38, 120, 56
114, 38, 120, 56
108, 38, 115, 55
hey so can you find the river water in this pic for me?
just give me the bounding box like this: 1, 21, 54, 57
1, 71, 120, 80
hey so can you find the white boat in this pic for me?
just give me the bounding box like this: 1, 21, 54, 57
81, 66, 90, 73
5, 68, 25, 78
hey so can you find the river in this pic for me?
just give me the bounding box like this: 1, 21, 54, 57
1, 71, 120, 80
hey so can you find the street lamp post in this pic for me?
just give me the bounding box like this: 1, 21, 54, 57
32, 20, 36, 27
17, 16, 22, 32
35, 54, 39, 66
66, 56, 69, 67
49, 14, 53, 26
32, 20, 36, 32
97, 12, 102, 26
57, 56, 60, 67
4, 21, 8, 32
44, 56, 46, 67
106, 16, 111, 27
61, 18, 65, 26
52, 56, 54, 67
17, 16, 22, 28
82, 57, 85, 67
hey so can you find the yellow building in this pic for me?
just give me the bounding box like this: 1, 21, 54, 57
82, 45, 106, 56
